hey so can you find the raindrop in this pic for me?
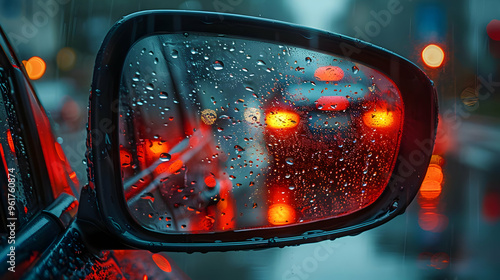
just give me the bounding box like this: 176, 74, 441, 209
289, 186, 295, 190
245, 86, 254, 92
352, 66, 359, 74
132, 72, 141, 82
234, 145, 245, 154
285, 157, 294, 165
146, 84, 154, 91
305, 57, 312, 64
159, 92, 168, 99
213, 60, 224, 70
256, 60, 266, 66
140, 192, 155, 203
171, 50, 179, 58
159, 153, 171, 162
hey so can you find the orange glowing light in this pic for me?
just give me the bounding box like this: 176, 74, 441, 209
6, 129, 15, 153
314, 66, 344, 81
120, 148, 132, 167
265, 111, 300, 129
363, 109, 394, 128
422, 44, 445, 68
424, 164, 444, 184
167, 159, 183, 174
268, 203, 296, 225
152, 254, 172, 273
23, 56, 46, 80
420, 180, 442, 199
147, 140, 169, 156
204, 175, 217, 188
430, 154, 445, 166
155, 159, 183, 175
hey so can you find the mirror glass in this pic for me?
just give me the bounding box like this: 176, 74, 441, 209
118, 33, 404, 234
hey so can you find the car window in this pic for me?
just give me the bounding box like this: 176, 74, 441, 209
0, 65, 41, 232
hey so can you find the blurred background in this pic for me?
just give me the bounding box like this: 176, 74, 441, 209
1, 0, 500, 279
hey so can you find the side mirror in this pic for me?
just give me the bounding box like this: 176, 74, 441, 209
79, 10, 437, 252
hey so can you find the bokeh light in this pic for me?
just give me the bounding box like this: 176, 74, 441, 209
23, 56, 46, 80
422, 44, 445, 68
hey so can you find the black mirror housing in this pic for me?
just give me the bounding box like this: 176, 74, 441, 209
79, 10, 437, 252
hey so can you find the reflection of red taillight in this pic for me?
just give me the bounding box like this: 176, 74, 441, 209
315, 96, 349, 111
265, 110, 300, 130
6, 129, 15, 153
363, 108, 394, 128
268, 203, 296, 226
135, 139, 169, 166
204, 175, 217, 188
146, 139, 169, 157
152, 253, 172, 273
268, 186, 296, 225
314, 66, 344, 81
120, 148, 132, 168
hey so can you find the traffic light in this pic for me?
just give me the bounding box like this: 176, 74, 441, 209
414, 3, 447, 70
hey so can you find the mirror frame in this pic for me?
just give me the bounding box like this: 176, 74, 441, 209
82, 10, 437, 252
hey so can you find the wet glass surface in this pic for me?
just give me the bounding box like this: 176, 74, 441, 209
119, 34, 404, 233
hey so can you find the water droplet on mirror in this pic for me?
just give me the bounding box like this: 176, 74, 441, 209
305, 57, 312, 64
141, 192, 155, 203
171, 50, 179, 58
146, 84, 154, 91
213, 60, 224, 70
132, 73, 140, 82
234, 145, 245, 154
256, 60, 266, 66
159, 153, 171, 162
245, 86, 254, 92
159, 92, 168, 99
352, 66, 359, 74
289, 186, 295, 190
285, 157, 294, 165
